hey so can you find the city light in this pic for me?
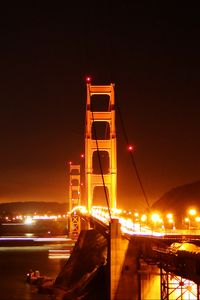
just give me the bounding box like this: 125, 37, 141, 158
24, 216, 34, 225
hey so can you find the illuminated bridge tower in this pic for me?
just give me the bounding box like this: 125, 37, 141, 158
85, 82, 117, 212
69, 164, 81, 236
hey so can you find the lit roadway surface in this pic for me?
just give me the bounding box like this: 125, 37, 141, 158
72, 206, 200, 239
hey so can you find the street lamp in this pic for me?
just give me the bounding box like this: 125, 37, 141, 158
195, 216, 200, 229
151, 212, 163, 231
151, 213, 160, 224
184, 217, 190, 230
166, 213, 173, 220
141, 214, 147, 223
139, 214, 147, 232
166, 213, 175, 230
187, 208, 197, 229
188, 208, 197, 217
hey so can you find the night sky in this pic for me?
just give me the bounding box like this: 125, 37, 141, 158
0, 2, 199, 211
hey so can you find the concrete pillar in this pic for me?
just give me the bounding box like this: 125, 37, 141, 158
110, 219, 140, 300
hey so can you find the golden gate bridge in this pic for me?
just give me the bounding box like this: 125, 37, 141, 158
66, 78, 200, 300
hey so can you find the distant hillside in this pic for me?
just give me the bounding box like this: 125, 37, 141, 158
0, 201, 69, 216
152, 180, 200, 216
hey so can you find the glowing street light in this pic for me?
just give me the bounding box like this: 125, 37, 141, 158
166, 213, 175, 230
195, 216, 200, 229
186, 208, 197, 229
184, 217, 191, 230
195, 216, 200, 222
141, 214, 147, 222
140, 214, 147, 231
150, 212, 164, 232
151, 213, 160, 223
134, 212, 139, 218
166, 213, 173, 220
151, 213, 160, 230
188, 208, 197, 216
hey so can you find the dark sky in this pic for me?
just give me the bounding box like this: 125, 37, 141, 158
0, 2, 199, 211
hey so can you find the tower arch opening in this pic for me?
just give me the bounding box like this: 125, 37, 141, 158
92, 150, 109, 174
91, 94, 110, 111
92, 121, 110, 140
71, 179, 79, 186
70, 168, 80, 175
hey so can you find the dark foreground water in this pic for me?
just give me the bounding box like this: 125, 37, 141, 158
0, 238, 74, 300
1, 237, 197, 300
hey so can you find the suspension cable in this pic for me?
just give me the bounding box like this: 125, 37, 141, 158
91, 111, 112, 221
116, 100, 151, 211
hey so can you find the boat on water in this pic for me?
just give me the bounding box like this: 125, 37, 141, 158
26, 269, 54, 294
26, 269, 53, 285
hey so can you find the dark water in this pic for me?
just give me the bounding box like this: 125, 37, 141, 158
0, 239, 74, 300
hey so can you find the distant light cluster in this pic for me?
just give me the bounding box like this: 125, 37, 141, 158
0, 213, 68, 224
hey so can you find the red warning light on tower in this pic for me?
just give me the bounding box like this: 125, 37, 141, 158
127, 145, 134, 152
85, 75, 92, 83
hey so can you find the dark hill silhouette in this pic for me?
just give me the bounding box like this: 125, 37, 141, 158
152, 180, 200, 218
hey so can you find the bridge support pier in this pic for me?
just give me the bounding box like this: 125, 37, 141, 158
110, 219, 140, 300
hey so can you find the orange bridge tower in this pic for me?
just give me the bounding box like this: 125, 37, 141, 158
68, 163, 81, 236
85, 82, 117, 212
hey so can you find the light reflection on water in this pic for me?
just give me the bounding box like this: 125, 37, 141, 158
0, 237, 74, 300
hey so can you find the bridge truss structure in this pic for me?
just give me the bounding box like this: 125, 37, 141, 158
161, 268, 200, 300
